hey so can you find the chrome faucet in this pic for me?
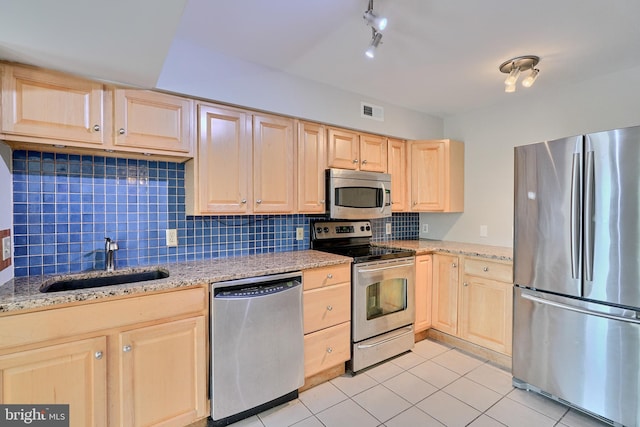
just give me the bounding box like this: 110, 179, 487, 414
104, 237, 119, 272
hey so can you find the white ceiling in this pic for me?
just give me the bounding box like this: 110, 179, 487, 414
1, 0, 640, 118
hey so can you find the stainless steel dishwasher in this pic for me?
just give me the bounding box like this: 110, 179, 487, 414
210, 271, 304, 426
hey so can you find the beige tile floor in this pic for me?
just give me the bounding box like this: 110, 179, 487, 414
228, 339, 611, 427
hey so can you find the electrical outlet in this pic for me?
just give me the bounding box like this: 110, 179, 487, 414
2, 236, 10, 261
166, 229, 178, 247
422, 224, 429, 233
295, 227, 304, 241
480, 225, 488, 237
385, 223, 392, 235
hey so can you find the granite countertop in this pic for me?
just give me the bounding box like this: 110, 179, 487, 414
0, 250, 351, 314
0, 239, 512, 314
374, 239, 513, 260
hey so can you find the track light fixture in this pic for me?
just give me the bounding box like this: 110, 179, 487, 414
499, 55, 541, 93
363, 0, 387, 58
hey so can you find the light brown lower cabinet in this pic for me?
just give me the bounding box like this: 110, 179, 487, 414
302, 264, 351, 379
0, 286, 208, 427
414, 254, 433, 332
430, 254, 513, 356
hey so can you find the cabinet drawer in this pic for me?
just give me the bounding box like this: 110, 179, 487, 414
304, 322, 350, 378
464, 258, 512, 283
303, 264, 350, 290
303, 283, 350, 334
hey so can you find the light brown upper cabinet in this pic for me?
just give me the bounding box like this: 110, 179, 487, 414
298, 121, 326, 214
409, 139, 464, 212
387, 138, 408, 211
327, 127, 387, 172
1, 64, 105, 146
187, 103, 295, 215
252, 113, 295, 213
111, 89, 194, 157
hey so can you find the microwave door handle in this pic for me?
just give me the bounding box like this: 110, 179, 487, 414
380, 182, 386, 213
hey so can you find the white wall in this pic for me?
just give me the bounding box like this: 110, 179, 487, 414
0, 141, 13, 284
157, 38, 444, 140
420, 65, 640, 247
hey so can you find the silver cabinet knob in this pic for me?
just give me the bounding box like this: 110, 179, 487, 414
362, 159, 368, 164
123, 345, 132, 352
327, 273, 333, 279
95, 351, 103, 360
483, 266, 489, 272
353, 159, 359, 163
119, 128, 125, 135
413, 201, 418, 206
256, 199, 262, 204
241, 199, 247, 204
320, 199, 325, 204
93, 124, 101, 132
327, 305, 333, 311
326, 347, 333, 354
452, 263, 457, 268
463, 282, 469, 287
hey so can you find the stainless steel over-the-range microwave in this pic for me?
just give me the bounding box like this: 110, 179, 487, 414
326, 168, 391, 220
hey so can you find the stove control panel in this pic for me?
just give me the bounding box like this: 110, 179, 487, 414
312, 221, 372, 239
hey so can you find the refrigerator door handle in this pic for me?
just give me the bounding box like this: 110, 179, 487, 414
570, 153, 582, 279
584, 150, 595, 282
521, 292, 640, 324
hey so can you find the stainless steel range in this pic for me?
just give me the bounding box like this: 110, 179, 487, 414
311, 220, 415, 373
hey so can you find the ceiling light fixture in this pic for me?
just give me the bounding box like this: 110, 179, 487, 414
363, 0, 387, 58
499, 55, 540, 93
365, 30, 383, 58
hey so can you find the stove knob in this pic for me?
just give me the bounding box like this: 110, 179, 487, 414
360, 226, 365, 231
316, 227, 323, 234
366, 225, 371, 231
323, 227, 329, 233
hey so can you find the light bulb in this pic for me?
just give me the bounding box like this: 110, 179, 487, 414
365, 32, 383, 58
504, 67, 521, 86
505, 82, 516, 93
364, 10, 387, 32
522, 69, 539, 88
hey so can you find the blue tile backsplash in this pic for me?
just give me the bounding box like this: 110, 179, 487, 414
12, 150, 419, 277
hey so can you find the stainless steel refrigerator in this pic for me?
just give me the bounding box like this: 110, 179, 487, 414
513, 126, 640, 427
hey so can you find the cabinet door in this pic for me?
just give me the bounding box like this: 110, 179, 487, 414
196, 104, 252, 214
431, 253, 460, 335
253, 113, 295, 213
1, 64, 104, 145
297, 121, 326, 213
0, 337, 107, 427
410, 140, 446, 211
459, 275, 513, 355
414, 254, 433, 332
387, 138, 408, 211
118, 316, 206, 427
359, 133, 387, 172
327, 127, 359, 170
112, 89, 194, 156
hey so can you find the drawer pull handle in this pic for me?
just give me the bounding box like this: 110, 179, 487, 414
483, 266, 489, 272
123, 345, 132, 353
327, 305, 333, 311
327, 273, 333, 279
95, 351, 103, 360
326, 347, 333, 353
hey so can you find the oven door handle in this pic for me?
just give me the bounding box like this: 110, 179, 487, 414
358, 263, 414, 273
356, 326, 414, 349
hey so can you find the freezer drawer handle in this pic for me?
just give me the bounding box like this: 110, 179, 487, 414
521, 293, 640, 324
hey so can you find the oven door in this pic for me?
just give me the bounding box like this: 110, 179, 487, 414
353, 257, 415, 342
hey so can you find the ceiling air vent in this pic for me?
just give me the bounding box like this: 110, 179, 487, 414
361, 102, 384, 121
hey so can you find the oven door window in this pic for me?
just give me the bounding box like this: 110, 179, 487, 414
366, 278, 407, 320
335, 186, 382, 209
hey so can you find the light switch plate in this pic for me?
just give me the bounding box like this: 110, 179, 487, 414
385, 223, 392, 235
295, 227, 304, 241
166, 229, 178, 247
2, 236, 10, 261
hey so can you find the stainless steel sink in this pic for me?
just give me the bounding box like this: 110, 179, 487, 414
40, 268, 170, 293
